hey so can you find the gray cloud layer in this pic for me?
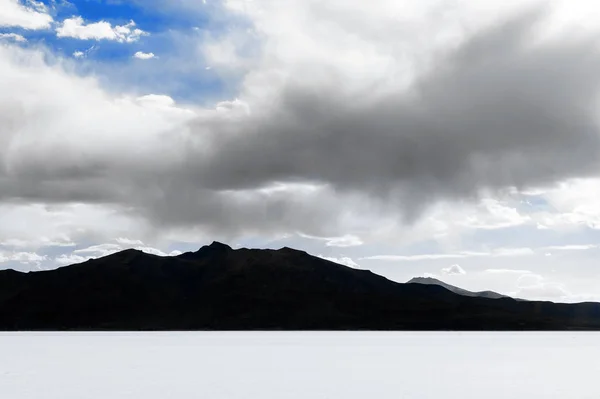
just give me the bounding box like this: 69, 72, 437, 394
3, 7, 600, 237
203, 15, 599, 189
182, 10, 600, 221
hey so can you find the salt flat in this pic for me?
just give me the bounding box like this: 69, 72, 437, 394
0, 332, 598, 398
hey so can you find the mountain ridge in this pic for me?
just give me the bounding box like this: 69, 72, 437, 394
0, 243, 599, 330
407, 277, 510, 299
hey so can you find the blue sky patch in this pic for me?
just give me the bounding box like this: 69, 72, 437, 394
1, 0, 255, 103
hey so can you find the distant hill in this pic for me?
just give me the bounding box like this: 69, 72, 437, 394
407, 277, 509, 299
0, 242, 599, 330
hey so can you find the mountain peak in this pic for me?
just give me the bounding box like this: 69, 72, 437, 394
196, 241, 233, 256
176, 241, 232, 261
207, 241, 232, 250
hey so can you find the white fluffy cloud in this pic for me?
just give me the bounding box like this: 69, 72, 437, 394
529, 179, 600, 230
133, 51, 156, 60
56, 17, 147, 42
0, 0, 52, 29
442, 264, 466, 275
0, 33, 27, 42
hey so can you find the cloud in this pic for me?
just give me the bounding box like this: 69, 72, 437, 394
495, 248, 536, 257
191, 3, 600, 207
177, 4, 600, 234
3, 2, 600, 243
1, 237, 75, 249
543, 244, 598, 251
482, 269, 576, 302
0, 203, 150, 260
202, 29, 258, 74
0, 0, 53, 29
0, 33, 27, 42
362, 248, 535, 262
515, 273, 571, 301
74, 243, 122, 257
363, 253, 471, 262
525, 179, 600, 230
299, 233, 363, 247
56, 17, 147, 42
0, 251, 47, 265
442, 264, 466, 275
484, 269, 534, 275
459, 199, 530, 230
133, 51, 156, 60
116, 237, 144, 246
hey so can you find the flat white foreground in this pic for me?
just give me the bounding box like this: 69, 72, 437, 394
0, 332, 598, 398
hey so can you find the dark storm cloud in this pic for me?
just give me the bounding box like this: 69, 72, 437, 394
189, 9, 600, 212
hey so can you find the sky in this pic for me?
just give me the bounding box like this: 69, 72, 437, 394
2, 0, 600, 302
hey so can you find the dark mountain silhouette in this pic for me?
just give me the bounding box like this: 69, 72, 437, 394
1, 242, 599, 330
407, 277, 510, 299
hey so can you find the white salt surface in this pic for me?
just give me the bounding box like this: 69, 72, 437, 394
0, 332, 598, 398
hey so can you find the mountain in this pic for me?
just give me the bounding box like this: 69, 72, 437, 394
0, 242, 599, 330
407, 277, 509, 299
